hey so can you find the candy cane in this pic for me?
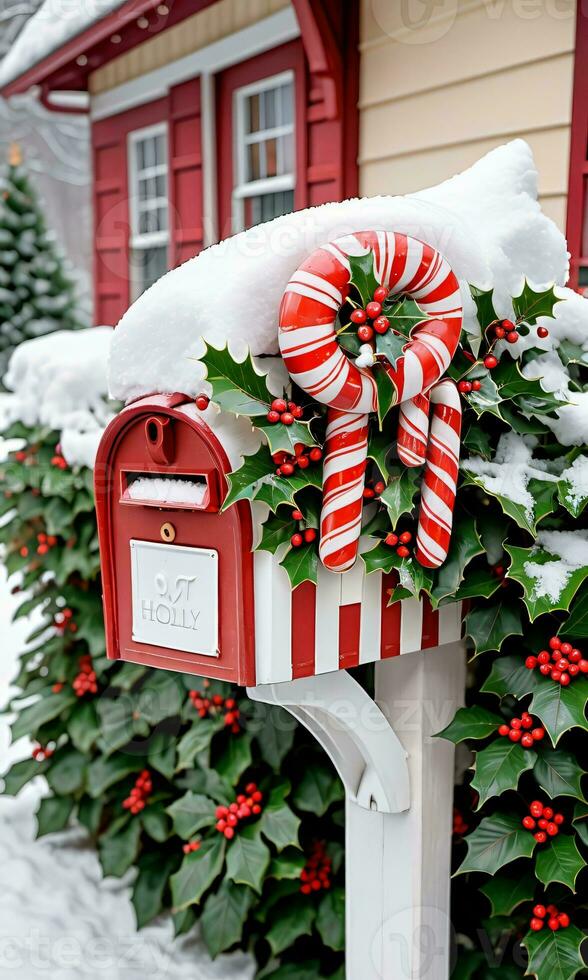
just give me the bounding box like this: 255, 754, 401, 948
278, 231, 463, 573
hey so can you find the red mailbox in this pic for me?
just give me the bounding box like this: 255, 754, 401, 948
95, 393, 255, 684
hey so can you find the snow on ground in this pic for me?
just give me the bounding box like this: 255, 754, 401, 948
0, 0, 125, 90
0, 447, 254, 980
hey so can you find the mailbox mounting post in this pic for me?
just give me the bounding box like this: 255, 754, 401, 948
249, 638, 465, 980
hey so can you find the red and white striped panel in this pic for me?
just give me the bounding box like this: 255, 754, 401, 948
253, 547, 464, 685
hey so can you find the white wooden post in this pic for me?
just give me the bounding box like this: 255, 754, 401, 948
248, 638, 466, 980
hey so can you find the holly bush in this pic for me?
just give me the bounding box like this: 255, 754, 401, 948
3, 248, 588, 979
0, 423, 346, 978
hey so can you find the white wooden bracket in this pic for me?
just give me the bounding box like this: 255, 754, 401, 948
247, 669, 410, 813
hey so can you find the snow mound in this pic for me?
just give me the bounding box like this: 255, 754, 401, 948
524, 530, 588, 601
110, 139, 568, 402
2, 327, 114, 468
126, 476, 207, 506
0, 0, 124, 90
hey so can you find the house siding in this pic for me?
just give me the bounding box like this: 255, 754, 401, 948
358, 0, 576, 231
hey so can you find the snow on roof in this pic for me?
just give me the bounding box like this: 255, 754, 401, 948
109, 139, 569, 404
0, 0, 125, 90
1, 327, 114, 468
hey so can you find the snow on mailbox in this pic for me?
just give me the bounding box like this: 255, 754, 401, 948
95, 230, 466, 685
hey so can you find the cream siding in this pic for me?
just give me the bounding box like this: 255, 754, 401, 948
359, 0, 576, 230
89, 0, 290, 94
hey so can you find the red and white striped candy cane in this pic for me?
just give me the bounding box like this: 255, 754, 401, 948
278, 231, 463, 573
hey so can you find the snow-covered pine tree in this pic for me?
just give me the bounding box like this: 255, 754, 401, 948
0, 143, 81, 380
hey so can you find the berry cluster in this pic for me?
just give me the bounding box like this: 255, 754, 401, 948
272, 445, 323, 476
453, 807, 469, 837
290, 508, 317, 549
363, 480, 385, 500
122, 770, 152, 814
300, 840, 332, 894
188, 689, 241, 733
530, 904, 570, 932
182, 839, 201, 855
54, 607, 77, 634
32, 744, 54, 761
350, 285, 390, 342
73, 655, 98, 697
384, 529, 413, 560
498, 713, 545, 748
195, 394, 210, 410
457, 378, 482, 395
525, 636, 588, 686
215, 782, 263, 840
51, 452, 68, 470
522, 800, 564, 844
266, 398, 304, 425
481, 319, 549, 373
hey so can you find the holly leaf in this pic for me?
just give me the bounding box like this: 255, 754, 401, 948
256, 511, 295, 554
512, 281, 561, 325
456, 812, 536, 875
522, 922, 586, 980
453, 568, 502, 604
362, 542, 433, 598
380, 467, 420, 526
430, 515, 484, 605
493, 358, 564, 415
529, 677, 588, 745
226, 824, 270, 893
558, 465, 588, 518
170, 836, 226, 910
480, 868, 536, 916
132, 851, 177, 929
200, 881, 254, 958
292, 760, 344, 816
254, 466, 322, 513
36, 795, 74, 837
461, 471, 557, 536
573, 802, 588, 847
463, 424, 493, 460
255, 416, 317, 455
224, 446, 273, 509
535, 834, 586, 891
481, 654, 542, 700
467, 371, 504, 420
268, 851, 306, 880
465, 603, 523, 656
280, 541, 318, 587
533, 746, 587, 801
561, 584, 588, 638
375, 328, 407, 370
437, 705, 503, 743
505, 543, 588, 621
348, 250, 378, 306
374, 365, 396, 427
316, 887, 345, 951
266, 896, 317, 955
260, 782, 301, 851
470, 739, 535, 808
215, 733, 252, 784
471, 285, 499, 332
200, 343, 272, 415
166, 792, 216, 839
558, 339, 588, 368
367, 425, 392, 475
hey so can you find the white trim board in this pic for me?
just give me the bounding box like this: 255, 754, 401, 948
90, 7, 300, 122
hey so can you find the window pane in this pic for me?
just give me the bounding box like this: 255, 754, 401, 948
280, 83, 293, 125
265, 138, 277, 178
133, 244, 168, 296
155, 133, 166, 165
244, 189, 294, 229
281, 132, 294, 174
247, 93, 261, 134
263, 87, 277, 129
247, 142, 262, 181
155, 174, 166, 198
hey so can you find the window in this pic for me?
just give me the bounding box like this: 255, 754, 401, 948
233, 72, 295, 231
128, 124, 169, 298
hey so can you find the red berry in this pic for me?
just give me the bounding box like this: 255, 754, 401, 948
309, 448, 323, 462
484, 354, 498, 369
538, 651, 550, 664
534, 831, 547, 843
280, 412, 294, 426
530, 801, 544, 817
292, 509, 303, 521
521, 733, 534, 748
537, 326, 549, 339
267, 410, 280, 423
498, 724, 510, 736
494, 326, 506, 339
509, 729, 522, 742
501, 319, 515, 331
521, 713, 533, 729
560, 672, 571, 686
366, 301, 382, 319
531, 727, 545, 741
510, 718, 522, 729
579, 659, 588, 673
304, 528, 317, 543
297, 455, 310, 469
374, 481, 385, 494
506, 331, 518, 344
195, 394, 210, 410
546, 822, 558, 836
554, 813, 564, 825
350, 309, 367, 324
224, 827, 235, 840
291, 405, 304, 419
558, 913, 570, 928
522, 816, 536, 830
458, 380, 472, 394
373, 286, 388, 303
291, 533, 303, 548
272, 398, 288, 413
530, 918, 544, 932
357, 325, 374, 342
385, 533, 398, 547
281, 462, 295, 476
542, 807, 553, 820
525, 656, 537, 669
560, 642, 572, 655
551, 669, 562, 682
549, 636, 561, 650
548, 917, 560, 931
398, 531, 412, 544
373, 315, 389, 334
570, 648, 582, 663
533, 905, 547, 919
396, 545, 410, 559
363, 487, 376, 499
556, 659, 570, 671
471, 380, 482, 391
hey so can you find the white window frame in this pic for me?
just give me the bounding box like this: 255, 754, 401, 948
127, 122, 169, 298
232, 70, 295, 232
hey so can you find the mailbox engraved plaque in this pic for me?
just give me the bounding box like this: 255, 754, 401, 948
130, 540, 219, 657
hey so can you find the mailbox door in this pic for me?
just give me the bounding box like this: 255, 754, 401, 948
95, 395, 255, 685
